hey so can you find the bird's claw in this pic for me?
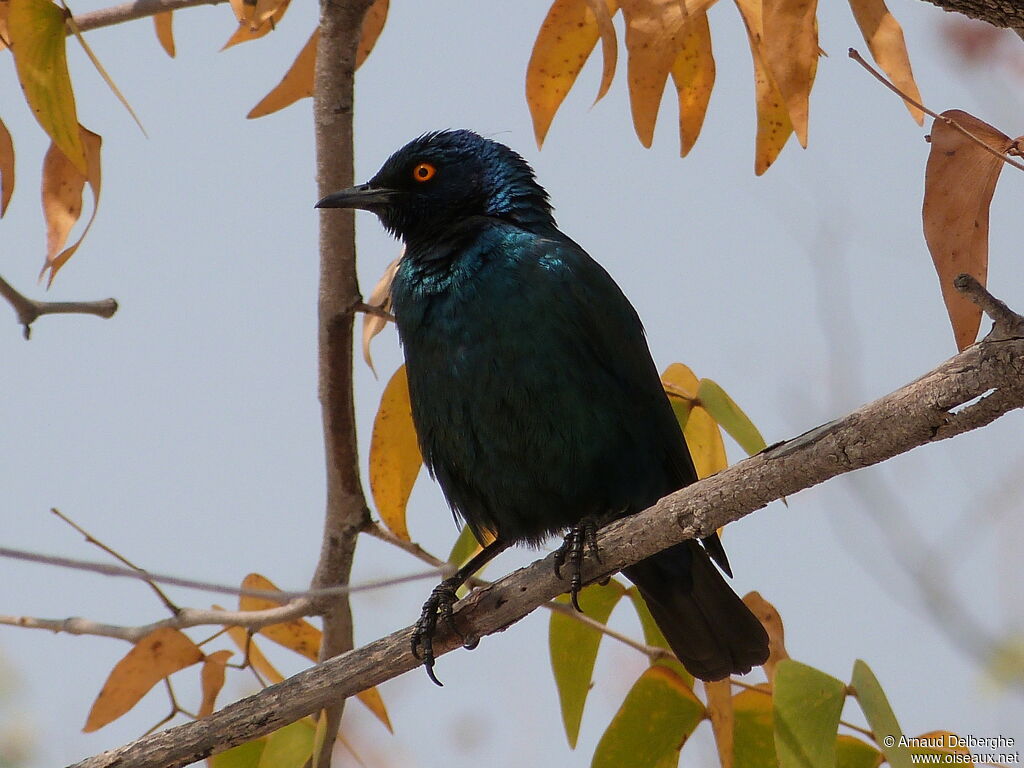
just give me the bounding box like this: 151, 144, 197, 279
554, 518, 602, 611
411, 580, 477, 686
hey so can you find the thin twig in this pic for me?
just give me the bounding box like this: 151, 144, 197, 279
0, 274, 117, 339
955, 273, 1024, 340
848, 48, 1024, 173
51, 508, 180, 614
71, 0, 226, 33
354, 301, 395, 322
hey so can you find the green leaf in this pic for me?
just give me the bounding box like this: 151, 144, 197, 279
448, 525, 484, 598
7, 0, 86, 173
836, 735, 884, 768
697, 378, 767, 456
592, 665, 704, 768
851, 660, 910, 768
211, 739, 265, 768
669, 398, 692, 430
734, 686, 777, 768
258, 719, 315, 768
550, 580, 625, 748
774, 660, 847, 768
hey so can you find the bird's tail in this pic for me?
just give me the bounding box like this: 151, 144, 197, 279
624, 541, 769, 681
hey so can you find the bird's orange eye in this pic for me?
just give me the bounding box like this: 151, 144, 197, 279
412, 162, 437, 182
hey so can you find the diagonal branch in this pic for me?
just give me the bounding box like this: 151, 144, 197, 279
68, 290, 1024, 768
0, 274, 117, 339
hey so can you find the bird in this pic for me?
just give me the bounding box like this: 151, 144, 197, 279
316, 130, 769, 684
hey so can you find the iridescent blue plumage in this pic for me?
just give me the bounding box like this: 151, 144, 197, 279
317, 129, 768, 681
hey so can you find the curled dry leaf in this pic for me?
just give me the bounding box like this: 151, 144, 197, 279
221, 0, 290, 49
84, 627, 204, 732
848, 0, 923, 124
734, 0, 795, 174
369, 365, 422, 541
40, 125, 102, 284
526, 0, 619, 148
923, 110, 1013, 351
742, 591, 788, 680
153, 11, 175, 57
198, 649, 233, 718
362, 253, 400, 374
704, 678, 735, 768
0, 116, 13, 216
762, 0, 818, 147
670, 12, 715, 157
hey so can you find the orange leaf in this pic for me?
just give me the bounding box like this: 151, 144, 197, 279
734, 0, 794, 174
0, 0, 9, 52
84, 628, 203, 732
620, 0, 718, 148
362, 254, 400, 374
848, 0, 923, 124
526, 0, 618, 148
239, 573, 321, 661
704, 679, 734, 768
661, 362, 699, 400
922, 111, 1012, 351
198, 650, 233, 718
356, 686, 393, 733
221, 0, 290, 50
225, 625, 284, 685
153, 11, 175, 57
247, 28, 316, 118
356, 0, 388, 69
40, 125, 101, 284
369, 365, 423, 541
742, 591, 788, 679
682, 404, 726, 479
0, 116, 14, 216
762, 0, 818, 146
669, 12, 715, 157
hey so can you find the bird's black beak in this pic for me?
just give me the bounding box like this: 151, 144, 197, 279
315, 184, 396, 211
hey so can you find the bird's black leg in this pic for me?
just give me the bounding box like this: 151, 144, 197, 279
412, 537, 509, 686
554, 517, 603, 612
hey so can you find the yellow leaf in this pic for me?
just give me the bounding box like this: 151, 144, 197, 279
526, 0, 618, 148
0, 117, 14, 216
239, 573, 322, 662
84, 628, 204, 732
224, 622, 284, 685
362, 254, 400, 374
355, 686, 393, 733
704, 678, 735, 768
762, 0, 818, 146
620, 0, 719, 148
922, 110, 1010, 351
0, 0, 10, 52
356, 0, 388, 69
7, 0, 85, 173
369, 365, 422, 541
247, 28, 316, 118
40, 125, 101, 284
848, 0, 923, 124
742, 591, 787, 679
669, 12, 715, 157
734, 0, 794, 174
682, 404, 726, 479
153, 11, 175, 56
221, 0, 290, 50
198, 650, 233, 718
661, 362, 699, 400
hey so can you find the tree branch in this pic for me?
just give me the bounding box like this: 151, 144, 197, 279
72, 0, 226, 34
0, 274, 117, 339
68, 301, 1024, 768
917, 0, 1024, 33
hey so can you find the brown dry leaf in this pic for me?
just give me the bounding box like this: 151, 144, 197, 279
0, 116, 13, 216
40, 125, 101, 284
742, 591, 788, 679
198, 649, 233, 718
221, 0, 289, 49
762, 0, 818, 146
848, 0, 923, 124
0, 0, 9, 52
239, 573, 322, 661
704, 678, 734, 768
153, 11, 175, 56
669, 12, 715, 157
225, 625, 285, 684
922, 110, 1011, 351
362, 254, 400, 374
369, 365, 423, 541
84, 628, 203, 732
526, 0, 618, 148
247, 28, 316, 118
356, 686, 393, 733
227, 0, 245, 22
356, 0, 389, 68
734, 0, 794, 174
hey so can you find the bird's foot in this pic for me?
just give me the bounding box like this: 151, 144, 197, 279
411, 578, 479, 686
554, 517, 602, 612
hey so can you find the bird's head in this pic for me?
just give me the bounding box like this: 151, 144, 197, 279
315, 130, 554, 244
